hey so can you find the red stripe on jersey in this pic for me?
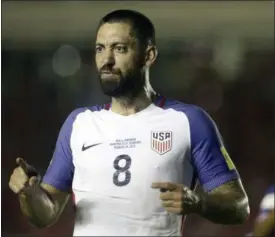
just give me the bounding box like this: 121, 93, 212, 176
104, 103, 111, 110
158, 97, 166, 108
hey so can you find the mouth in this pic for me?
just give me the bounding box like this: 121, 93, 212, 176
101, 70, 117, 74
100, 72, 119, 79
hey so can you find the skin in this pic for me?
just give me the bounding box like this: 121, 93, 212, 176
9, 158, 70, 228
8, 21, 249, 228
152, 179, 250, 225
95, 22, 157, 115
8, 22, 158, 228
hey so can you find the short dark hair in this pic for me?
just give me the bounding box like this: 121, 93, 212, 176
97, 9, 156, 46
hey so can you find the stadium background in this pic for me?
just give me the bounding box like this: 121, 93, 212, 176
2, 1, 274, 236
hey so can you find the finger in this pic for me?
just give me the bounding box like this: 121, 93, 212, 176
15, 166, 29, 178
16, 158, 29, 173
10, 170, 29, 184
9, 182, 24, 194
160, 191, 175, 200
151, 182, 179, 191
16, 158, 38, 177
162, 200, 174, 207
162, 200, 182, 208
161, 191, 183, 201
9, 184, 19, 193
29, 176, 39, 186
165, 207, 182, 214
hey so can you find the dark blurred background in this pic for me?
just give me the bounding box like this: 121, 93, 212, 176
2, 1, 274, 236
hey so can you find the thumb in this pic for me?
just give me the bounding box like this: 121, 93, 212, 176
16, 157, 38, 177
29, 176, 39, 186
16, 158, 29, 173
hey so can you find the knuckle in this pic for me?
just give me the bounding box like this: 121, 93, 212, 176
18, 167, 26, 175
18, 183, 26, 190
8, 180, 13, 189
9, 184, 18, 193
171, 192, 177, 200
178, 191, 184, 200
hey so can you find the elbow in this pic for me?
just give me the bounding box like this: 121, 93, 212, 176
241, 204, 250, 224
28, 217, 57, 229
29, 221, 48, 229
234, 199, 250, 225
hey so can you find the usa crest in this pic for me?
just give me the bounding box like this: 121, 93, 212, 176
151, 131, 172, 155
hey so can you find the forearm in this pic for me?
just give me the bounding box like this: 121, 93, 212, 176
19, 185, 59, 228
196, 189, 249, 225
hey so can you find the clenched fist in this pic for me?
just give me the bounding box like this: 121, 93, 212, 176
9, 158, 40, 194
151, 182, 201, 215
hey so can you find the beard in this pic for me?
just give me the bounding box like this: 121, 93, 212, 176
98, 69, 145, 98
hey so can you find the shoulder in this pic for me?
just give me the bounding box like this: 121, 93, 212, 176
60, 104, 109, 132
161, 97, 222, 146
162, 98, 214, 129
261, 185, 274, 210
65, 104, 109, 122
266, 185, 275, 195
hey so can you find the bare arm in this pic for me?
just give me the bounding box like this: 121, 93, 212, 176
153, 179, 250, 225
18, 183, 70, 228
195, 179, 250, 225
10, 110, 81, 228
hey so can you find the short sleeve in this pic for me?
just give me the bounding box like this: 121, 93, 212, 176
260, 186, 274, 211
185, 107, 239, 192
256, 185, 274, 221
42, 108, 85, 192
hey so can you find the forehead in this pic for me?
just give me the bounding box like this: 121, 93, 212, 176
96, 22, 136, 44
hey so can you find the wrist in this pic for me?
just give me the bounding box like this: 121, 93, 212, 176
192, 193, 204, 215
182, 186, 202, 215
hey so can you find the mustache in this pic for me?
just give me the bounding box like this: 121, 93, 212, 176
99, 65, 120, 74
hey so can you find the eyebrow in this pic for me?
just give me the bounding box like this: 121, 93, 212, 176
95, 41, 129, 47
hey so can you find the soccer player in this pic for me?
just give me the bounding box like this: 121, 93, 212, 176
9, 10, 250, 236
251, 185, 274, 237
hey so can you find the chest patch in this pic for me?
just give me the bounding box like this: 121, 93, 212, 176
151, 131, 172, 155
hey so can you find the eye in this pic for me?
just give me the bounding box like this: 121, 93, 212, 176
95, 45, 104, 53
115, 45, 127, 53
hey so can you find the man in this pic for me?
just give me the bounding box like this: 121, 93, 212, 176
9, 10, 249, 236
251, 185, 274, 237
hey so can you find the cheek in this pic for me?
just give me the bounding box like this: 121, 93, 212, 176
95, 55, 102, 69
115, 55, 138, 73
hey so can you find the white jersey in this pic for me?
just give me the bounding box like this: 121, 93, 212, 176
43, 96, 239, 236
257, 185, 274, 225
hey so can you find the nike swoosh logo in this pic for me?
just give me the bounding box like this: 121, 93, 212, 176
82, 143, 102, 151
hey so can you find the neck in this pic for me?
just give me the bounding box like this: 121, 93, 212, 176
111, 88, 156, 116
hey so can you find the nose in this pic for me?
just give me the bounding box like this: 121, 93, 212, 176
102, 49, 115, 66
